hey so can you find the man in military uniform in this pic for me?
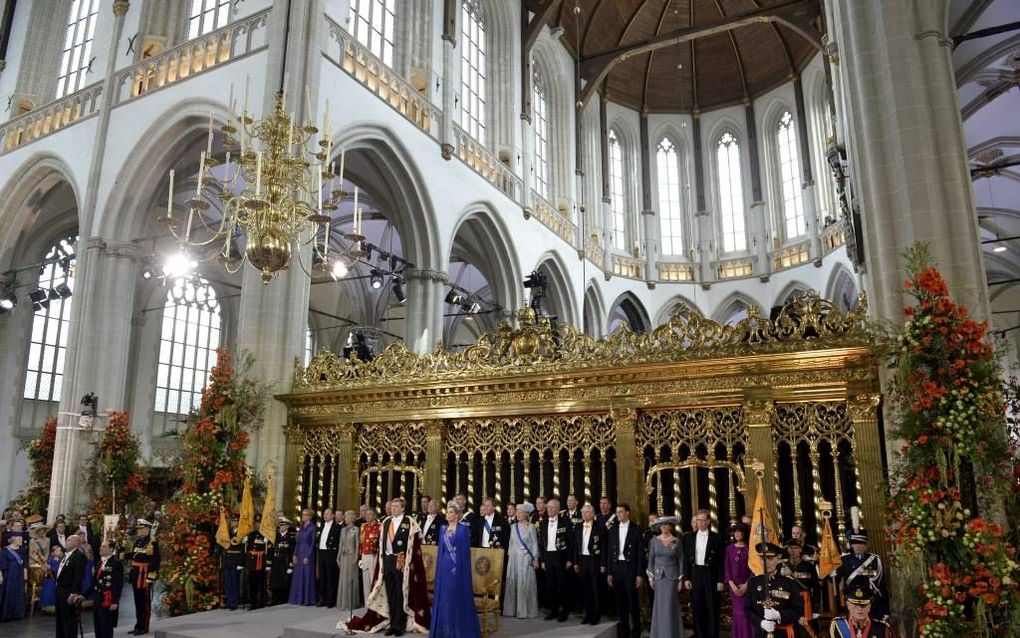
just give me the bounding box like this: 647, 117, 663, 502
538, 498, 574, 622
835, 529, 886, 620
781, 539, 820, 630
245, 515, 269, 610
745, 542, 805, 638
221, 515, 245, 610
380, 497, 412, 636
92, 539, 123, 638
128, 519, 159, 635
472, 497, 510, 549
789, 524, 817, 561
830, 579, 894, 638
268, 517, 295, 605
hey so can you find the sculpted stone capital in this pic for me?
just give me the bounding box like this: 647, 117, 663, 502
85, 237, 138, 258
406, 269, 448, 283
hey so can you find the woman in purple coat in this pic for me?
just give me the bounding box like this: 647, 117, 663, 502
288, 509, 318, 605
724, 523, 754, 638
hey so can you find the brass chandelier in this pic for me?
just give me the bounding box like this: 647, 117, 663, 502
164, 84, 365, 284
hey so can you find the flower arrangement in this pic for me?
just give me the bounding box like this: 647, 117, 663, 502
7, 417, 58, 515
158, 349, 268, 616
85, 411, 148, 518
885, 244, 1020, 637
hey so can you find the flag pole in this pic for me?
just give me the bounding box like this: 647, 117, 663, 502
753, 466, 775, 638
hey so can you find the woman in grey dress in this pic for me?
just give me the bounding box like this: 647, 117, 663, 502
336, 510, 362, 611
647, 516, 684, 638
503, 502, 539, 619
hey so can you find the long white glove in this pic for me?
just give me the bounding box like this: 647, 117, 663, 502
760, 620, 776, 633
358, 559, 366, 570
764, 608, 781, 621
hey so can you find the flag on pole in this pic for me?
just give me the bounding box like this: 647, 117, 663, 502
215, 507, 231, 550
748, 474, 781, 576
236, 475, 255, 540
259, 471, 277, 544
818, 515, 842, 578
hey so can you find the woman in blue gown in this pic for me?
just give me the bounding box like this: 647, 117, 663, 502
39, 546, 62, 613
430, 501, 480, 638
0, 534, 26, 621
288, 509, 318, 605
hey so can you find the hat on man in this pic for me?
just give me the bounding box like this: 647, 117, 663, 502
135, 518, 153, 528
847, 528, 868, 544
516, 502, 535, 515
277, 516, 293, 526
650, 516, 681, 531
845, 579, 874, 606
755, 542, 783, 558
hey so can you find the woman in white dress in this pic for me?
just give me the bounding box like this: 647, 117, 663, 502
503, 502, 539, 619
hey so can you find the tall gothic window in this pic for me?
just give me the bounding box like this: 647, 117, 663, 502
609, 129, 626, 250
532, 66, 550, 199
24, 236, 77, 402
716, 132, 746, 253
777, 111, 805, 239
188, 0, 230, 39
349, 0, 396, 66
56, 0, 100, 98
460, 0, 487, 144
154, 278, 221, 418
656, 137, 684, 255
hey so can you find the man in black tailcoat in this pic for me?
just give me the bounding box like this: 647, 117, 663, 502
55, 533, 88, 638
681, 509, 724, 638
604, 503, 644, 638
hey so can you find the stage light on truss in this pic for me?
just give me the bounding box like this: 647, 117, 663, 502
369, 268, 384, 289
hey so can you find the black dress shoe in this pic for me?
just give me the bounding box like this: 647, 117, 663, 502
544, 613, 558, 621
394, 630, 405, 637
384, 629, 396, 636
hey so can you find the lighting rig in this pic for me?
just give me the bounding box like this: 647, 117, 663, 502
0, 255, 75, 315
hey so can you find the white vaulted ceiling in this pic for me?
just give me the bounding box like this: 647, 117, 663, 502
951, 1, 1020, 293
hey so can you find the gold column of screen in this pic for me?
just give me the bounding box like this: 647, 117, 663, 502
601, 449, 609, 499
791, 443, 803, 525
494, 451, 503, 505
296, 448, 307, 517
553, 450, 561, 500
832, 449, 846, 538
510, 451, 517, 504
523, 451, 531, 502
708, 458, 719, 530
538, 451, 546, 499
583, 452, 592, 508
672, 445, 681, 517
689, 462, 700, 522
467, 451, 476, 510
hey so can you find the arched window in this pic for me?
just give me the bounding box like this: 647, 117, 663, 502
154, 278, 221, 417
777, 111, 805, 239
656, 137, 684, 255
24, 236, 77, 402
349, 0, 396, 66
532, 65, 551, 199
609, 128, 626, 250
460, 0, 487, 144
188, 0, 230, 39
56, 0, 100, 98
716, 132, 746, 253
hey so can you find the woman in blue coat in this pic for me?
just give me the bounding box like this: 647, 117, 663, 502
0, 533, 26, 621
430, 501, 481, 638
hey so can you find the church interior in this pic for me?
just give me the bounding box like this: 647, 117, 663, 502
0, 1, 1018, 637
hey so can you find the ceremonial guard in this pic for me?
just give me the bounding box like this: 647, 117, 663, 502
221, 519, 245, 610
830, 580, 894, 638
835, 529, 886, 620
92, 540, 123, 638
359, 509, 381, 598
268, 517, 295, 605
128, 519, 159, 635
781, 539, 821, 627
244, 520, 269, 609
744, 542, 804, 638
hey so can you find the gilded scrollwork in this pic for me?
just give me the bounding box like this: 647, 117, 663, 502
293, 291, 872, 391
447, 414, 617, 456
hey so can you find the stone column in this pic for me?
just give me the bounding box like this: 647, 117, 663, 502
439, 0, 456, 160
282, 422, 304, 518
520, 112, 535, 217
742, 397, 779, 528
794, 75, 824, 264
612, 407, 642, 518
847, 394, 886, 559
423, 420, 445, 501
404, 269, 446, 353
692, 114, 714, 284
240, 0, 321, 503
745, 102, 770, 278
599, 94, 613, 276
639, 112, 656, 285
48, 238, 140, 520
829, 0, 989, 321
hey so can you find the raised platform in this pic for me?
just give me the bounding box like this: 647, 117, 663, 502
151, 606, 618, 638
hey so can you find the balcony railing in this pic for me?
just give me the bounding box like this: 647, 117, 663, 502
716, 258, 754, 280
0, 83, 102, 154
612, 255, 645, 280
453, 124, 523, 201
112, 8, 270, 106
772, 240, 811, 271
823, 220, 846, 254
532, 192, 576, 245
658, 262, 696, 282
326, 17, 441, 139
585, 236, 605, 266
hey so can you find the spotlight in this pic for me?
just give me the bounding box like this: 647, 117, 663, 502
391, 277, 406, 303
330, 258, 349, 281
993, 243, 1008, 253
445, 290, 463, 305
28, 288, 49, 311
467, 301, 481, 314
163, 250, 197, 280
142, 269, 153, 280
0, 290, 16, 311
48, 288, 61, 301
369, 268, 383, 289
